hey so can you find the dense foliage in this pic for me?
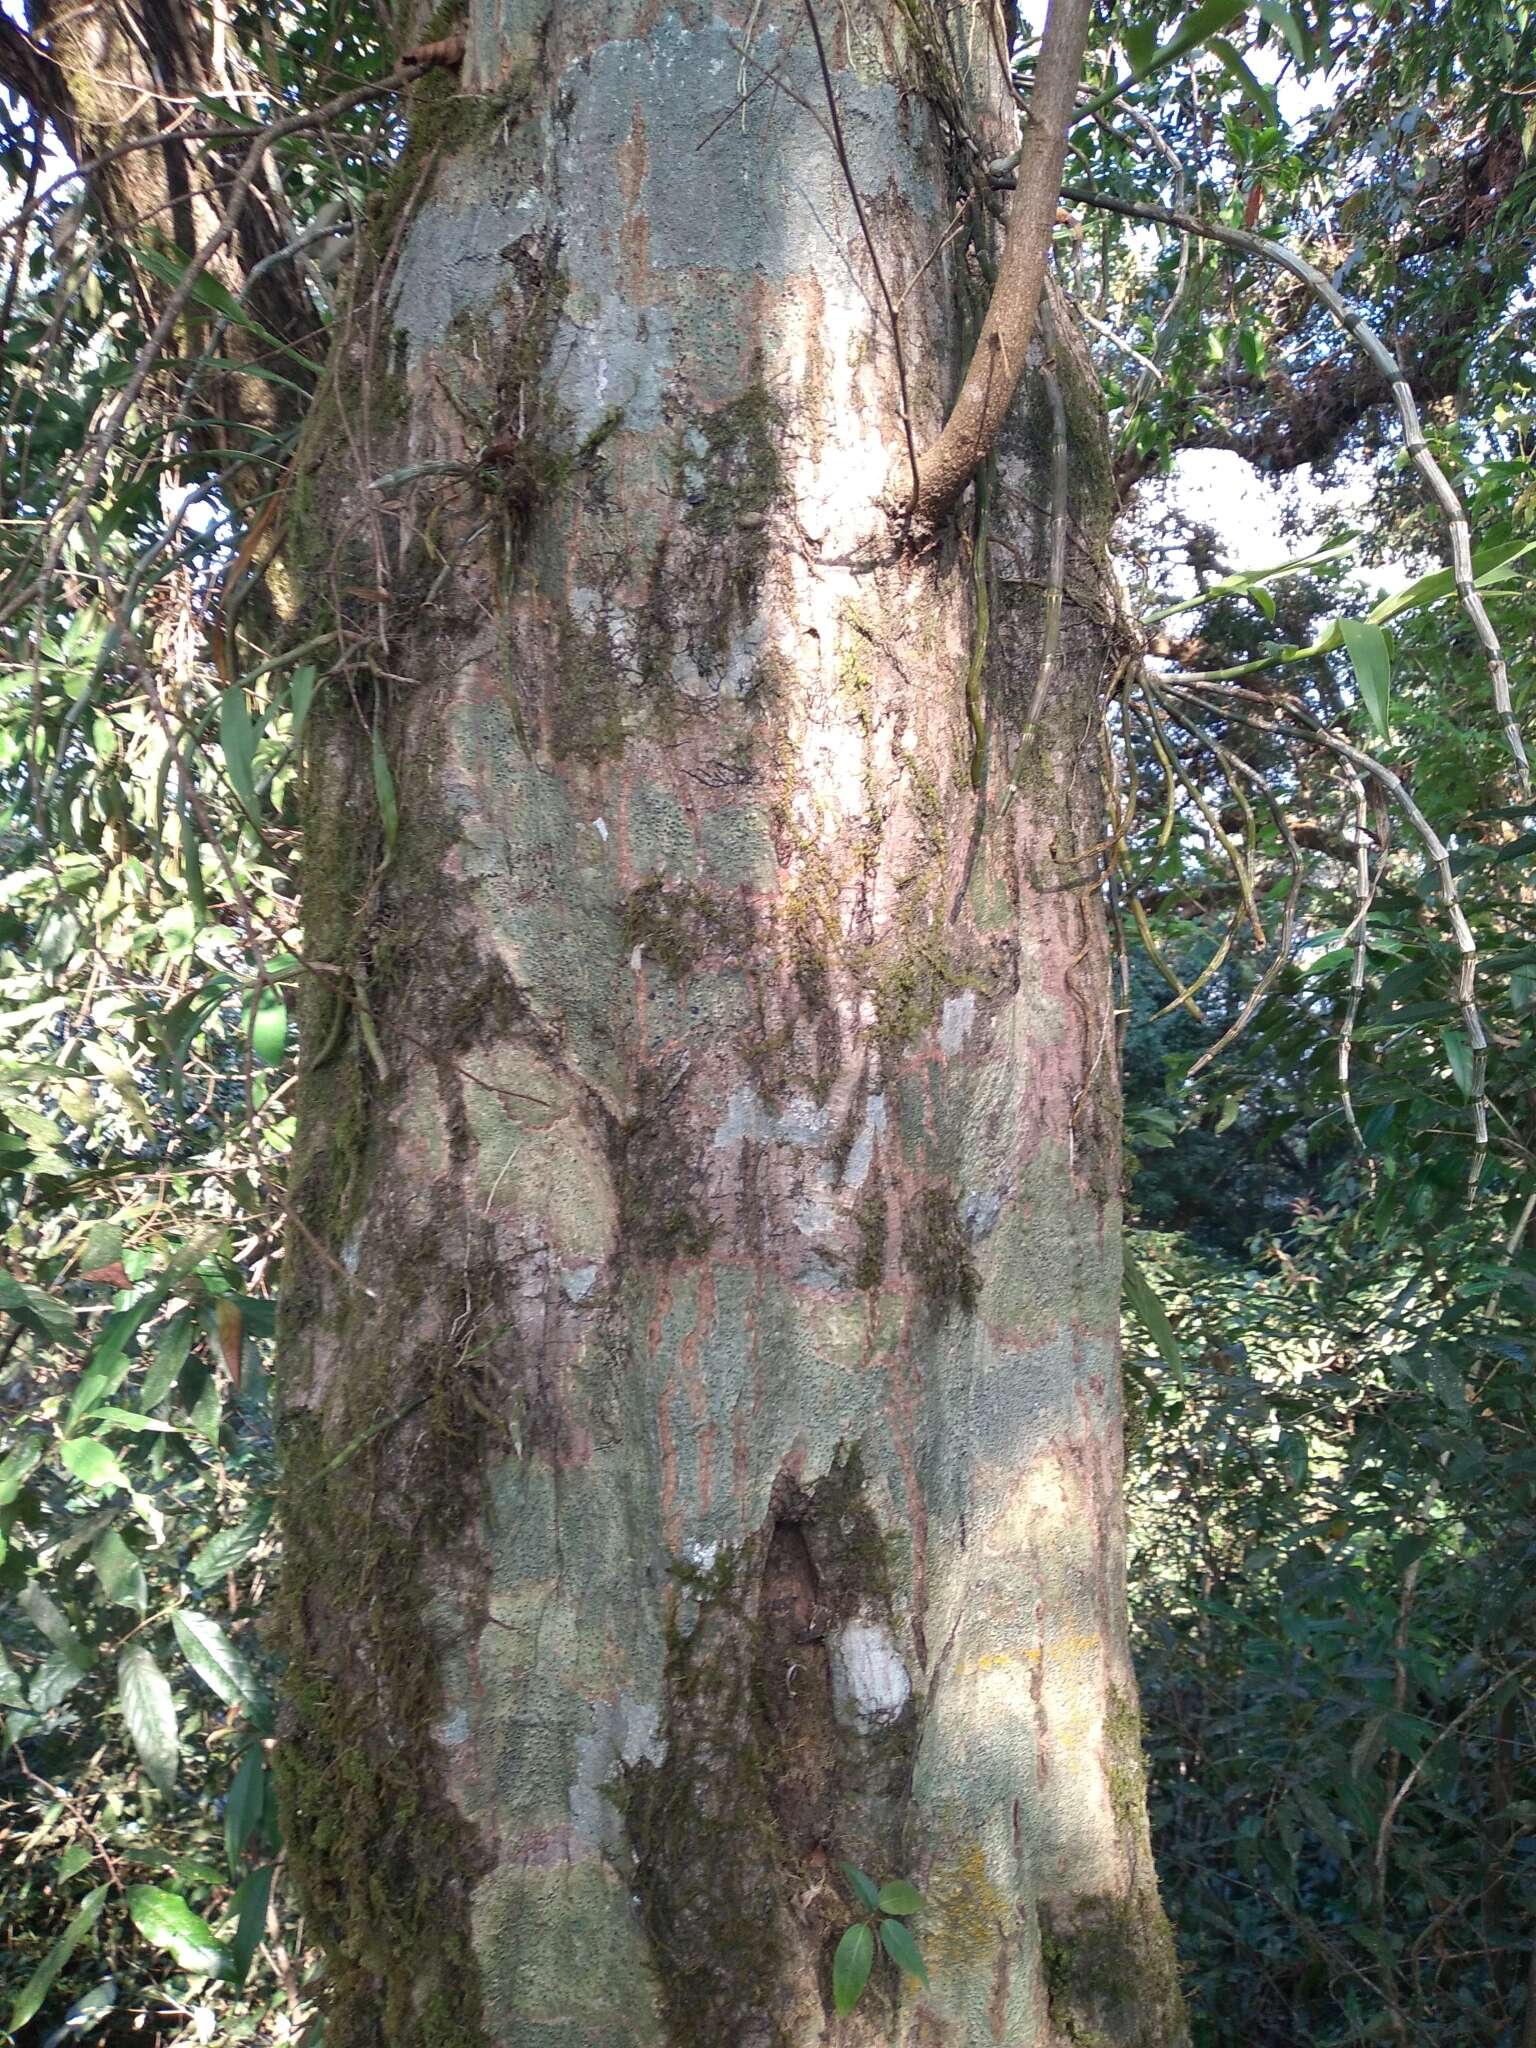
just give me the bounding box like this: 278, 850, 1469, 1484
0, 0, 1531, 2038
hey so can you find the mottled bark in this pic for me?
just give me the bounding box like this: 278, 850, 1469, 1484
276, 5, 1185, 2046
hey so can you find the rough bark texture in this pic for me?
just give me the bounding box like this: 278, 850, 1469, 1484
275, 5, 1186, 2045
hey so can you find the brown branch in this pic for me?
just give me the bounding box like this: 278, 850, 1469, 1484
907, 0, 1095, 533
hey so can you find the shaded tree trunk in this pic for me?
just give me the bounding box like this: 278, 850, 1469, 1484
276, 5, 1186, 2045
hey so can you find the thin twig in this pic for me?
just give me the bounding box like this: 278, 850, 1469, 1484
1061, 182, 1532, 792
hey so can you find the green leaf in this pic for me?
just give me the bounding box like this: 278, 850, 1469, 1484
191, 1499, 273, 1587
288, 663, 318, 737
0, 1437, 43, 1505
1081, 0, 1249, 115
92, 1526, 148, 1611
171, 1608, 270, 1726
833, 1920, 875, 2016
372, 721, 399, 856
125, 1884, 230, 1977
20, 1584, 93, 1665
60, 1435, 132, 1492
0, 1271, 76, 1345
219, 683, 260, 819
1367, 538, 1536, 628
225, 1744, 268, 1871
227, 1864, 274, 1984
141, 1309, 195, 1409
1123, 1249, 1186, 1380
56, 1840, 93, 1882
7, 1885, 109, 2031
1207, 33, 1277, 112
841, 1862, 882, 1913
877, 1879, 925, 1915
31, 1650, 94, 1713
1441, 1028, 1474, 1097
119, 1643, 179, 1795
248, 984, 288, 1066
880, 1915, 930, 1985
1339, 618, 1392, 738
1256, 0, 1314, 68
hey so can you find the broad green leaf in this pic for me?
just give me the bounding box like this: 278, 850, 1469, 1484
0, 1437, 42, 1505
880, 1915, 930, 1985
7, 1884, 108, 2031
1123, 1250, 1186, 1380
125, 1884, 230, 1977
141, 1309, 195, 1408
877, 1879, 925, 1915
30, 1651, 94, 1713
119, 1643, 179, 1795
833, 1920, 875, 2016
19, 1584, 93, 1665
227, 1864, 274, 1984
1441, 1028, 1474, 1098
225, 1744, 268, 1870
191, 1499, 273, 1587
0, 1271, 75, 1345
55, 1841, 93, 1883
841, 1862, 882, 1913
1339, 618, 1392, 738
60, 1436, 131, 1492
248, 985, 288, 1066
92, 1526, 148, 1611
171, 1608, 270, 1726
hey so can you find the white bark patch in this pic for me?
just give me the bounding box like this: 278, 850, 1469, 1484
830, 1620, 911, 1733
939, 990, 977, 1055
839, 1093, 887, 1189
561, 1263, 599, 1302
712, 1085, 833, 1150
571, 1694, 667, 1851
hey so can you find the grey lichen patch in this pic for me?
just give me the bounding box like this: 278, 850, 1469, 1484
1040, 1887, 1188, 2046
903, 1183, 980, 1315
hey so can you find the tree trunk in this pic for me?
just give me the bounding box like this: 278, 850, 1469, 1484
276, 5, 1186, 2046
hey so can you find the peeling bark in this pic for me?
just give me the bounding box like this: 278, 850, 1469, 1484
276, 5, 1186, 2045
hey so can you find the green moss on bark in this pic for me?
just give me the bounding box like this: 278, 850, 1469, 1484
1040, 1888, 1188, 2047
903, 1183, 979, 1314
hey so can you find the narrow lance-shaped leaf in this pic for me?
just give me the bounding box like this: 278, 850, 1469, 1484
1339, 618, 1392, 738
227, 1864, 275, 1986
7, 1885, 109, 2032
1123, 1250, 1186, 1381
